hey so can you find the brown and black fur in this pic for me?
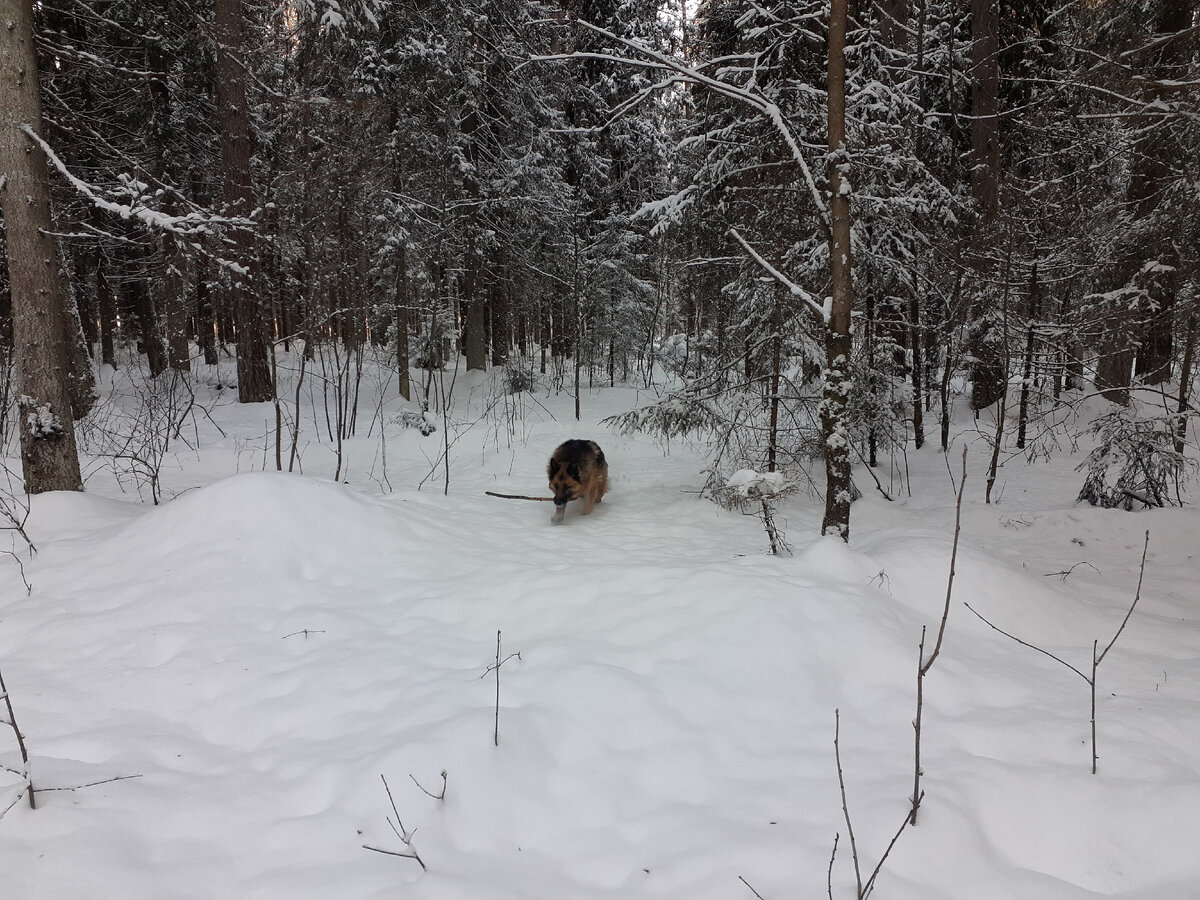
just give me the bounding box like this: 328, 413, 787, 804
547, 440, 608, 524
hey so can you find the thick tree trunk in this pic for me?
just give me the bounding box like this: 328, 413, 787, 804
0, 0, 85, 492
822, 0, 853, 541
214, 0, 273, 403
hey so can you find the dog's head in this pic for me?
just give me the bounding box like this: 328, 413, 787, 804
548, 457, 582, 509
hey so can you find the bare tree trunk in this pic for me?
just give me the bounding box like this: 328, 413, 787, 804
1016, 263, 1039, 450
969, 0, 1000, 219
0, 0, 85, 492
768, 288, 781, 472
214, 0, 273, 403
163, 235, 190, 371
1176, 311, 1197, 455
396, 246, 411, 401
97, 255, 116, 367
821, 0, 853, 541
910, 292, 925, 449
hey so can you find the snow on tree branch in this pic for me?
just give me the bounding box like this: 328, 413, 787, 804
542, 18, 830, 228
727, 227, 830, 323
20, 125, 251, 237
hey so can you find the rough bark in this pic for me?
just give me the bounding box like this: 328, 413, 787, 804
0, 0, 85, 492
214, 0, 273, 403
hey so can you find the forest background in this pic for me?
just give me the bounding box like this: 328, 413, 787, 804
0, 0, 1196, 534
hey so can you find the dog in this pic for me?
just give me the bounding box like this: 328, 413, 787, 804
547, 440, 608, 524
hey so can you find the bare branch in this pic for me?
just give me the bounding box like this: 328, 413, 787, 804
1096, 530, 1149, 666
963, 602, 1091, 683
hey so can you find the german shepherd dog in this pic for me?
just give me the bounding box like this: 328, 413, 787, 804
547, 440, 608, 524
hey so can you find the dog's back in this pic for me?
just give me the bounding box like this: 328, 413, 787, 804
548, 440, 608, 523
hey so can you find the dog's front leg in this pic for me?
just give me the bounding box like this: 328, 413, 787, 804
552, 503, 566, 524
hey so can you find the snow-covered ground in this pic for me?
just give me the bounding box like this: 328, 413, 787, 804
1, 353, 1198, 899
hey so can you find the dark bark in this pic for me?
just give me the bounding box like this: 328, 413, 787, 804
969, 0, 1000, 219
214, 0, 273, 403
1016, 263, 1039, 450
910, 292, 925, 449
0, 0, 85, 492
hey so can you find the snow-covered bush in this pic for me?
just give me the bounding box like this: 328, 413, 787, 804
1076, 404, 1194, 509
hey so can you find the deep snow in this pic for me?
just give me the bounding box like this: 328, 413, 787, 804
1, 354, 1198, 899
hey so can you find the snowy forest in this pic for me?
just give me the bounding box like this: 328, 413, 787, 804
2, 1, 1200, 898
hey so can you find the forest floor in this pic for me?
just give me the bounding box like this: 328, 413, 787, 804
1, 350, 1198, 899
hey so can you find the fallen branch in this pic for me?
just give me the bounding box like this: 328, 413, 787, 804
485, 491, 554, 502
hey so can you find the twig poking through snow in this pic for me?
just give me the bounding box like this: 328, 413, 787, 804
911, 446, 967, 824
965, 529, 1152, 774
409, 770, 447, 801
739, 874, 769, 898
482, 631, 522, 747
0, 663, 34, 811
362, 774, 426, 871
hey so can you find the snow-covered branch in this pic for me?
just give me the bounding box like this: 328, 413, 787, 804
547, 18, 830, 227
727, 227, 829, 323
21, 125, 252, 236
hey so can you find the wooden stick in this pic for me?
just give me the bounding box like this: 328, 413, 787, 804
485, 491, 555, 502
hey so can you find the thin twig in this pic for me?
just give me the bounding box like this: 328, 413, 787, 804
739, 874, 768, 899
1097, 530, 1150, 666
484, 491, 555, 501
33, 773, 142, 793
833, 710, 863, 899
409, 770, 447, 801
862, 792, 921, 898
964, 602, 1090, 682
362, 844, 426, 868
827, 833, 839, 900
921, 446, 967, 676
1042, 561, 1100, 581
365, 774, 426, 871
482, 631, 522, 747
0, 664, 33, 810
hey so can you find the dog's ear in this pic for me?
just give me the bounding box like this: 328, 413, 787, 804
548, 458, 560, 478
567, 462, 581, 482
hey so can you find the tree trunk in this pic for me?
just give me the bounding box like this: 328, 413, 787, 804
969, 0, 1000, 219
910, 292, 925, 449
396, 246, 411, 401
1016, 263, 1039, 450
0, 0, 85, 492
97, 256, 116, 367
822, 0, 853, 541
1175, 310, 1197, 455
464, 263, 487, 372
128, 274, 167, 377
163, 235, 191, 371
214, 0, 273, 403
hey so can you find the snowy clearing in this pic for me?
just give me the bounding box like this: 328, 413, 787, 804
1, 358, 1198, 899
